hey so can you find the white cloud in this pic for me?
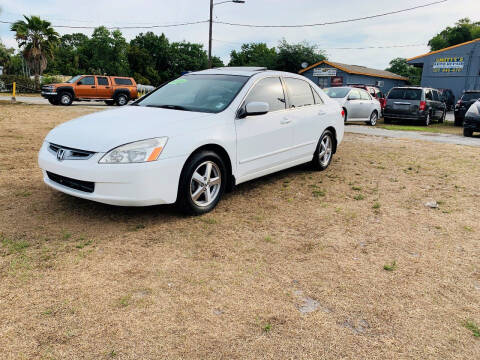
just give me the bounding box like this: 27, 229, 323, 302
1, 0, 479, 69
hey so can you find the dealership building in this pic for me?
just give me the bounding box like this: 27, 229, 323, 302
407, 38, 480, 101
299, 60, 408, 94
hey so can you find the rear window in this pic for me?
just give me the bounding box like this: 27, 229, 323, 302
324, 87, 350, 98
387, 88, 422, 101
114, 78, 133, 86
462, 93, 480, 102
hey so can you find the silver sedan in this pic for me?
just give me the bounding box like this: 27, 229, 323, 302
324, 87, 381, 126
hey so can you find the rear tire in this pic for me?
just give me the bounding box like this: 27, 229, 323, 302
439, 110, 445, 123
115, 93, 129, 106
177, 151, 226, 215
368, 111, 378, 126
463, 128, 473, 137
59, 92, 73, 106
48, 98, 59, 105
424, 112, 431, 126
312, 130, 334, 171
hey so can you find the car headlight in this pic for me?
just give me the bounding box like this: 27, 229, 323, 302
99, 137, 168, 164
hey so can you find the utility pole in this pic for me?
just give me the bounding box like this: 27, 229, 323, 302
208, 0, 214, 68
208, 0, 245, 68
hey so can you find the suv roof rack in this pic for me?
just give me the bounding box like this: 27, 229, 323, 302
215, 66, 268, 72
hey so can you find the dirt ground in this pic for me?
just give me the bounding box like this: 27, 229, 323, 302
1, 103, 479, 359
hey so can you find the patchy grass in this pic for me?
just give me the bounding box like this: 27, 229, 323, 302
376, 118, 462, 135
383, 261, 397, 272
463, 320, 480, 337
0, 104, 480, 359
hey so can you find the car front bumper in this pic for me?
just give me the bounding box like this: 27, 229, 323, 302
464, 116, 480, 132
38, 142, 186, 206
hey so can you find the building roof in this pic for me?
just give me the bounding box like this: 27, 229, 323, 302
407, 38, 480, 62
298, 60, 408, 81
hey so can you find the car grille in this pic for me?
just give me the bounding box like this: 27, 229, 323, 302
47, 171, 95, 193
48, 143, 95, 160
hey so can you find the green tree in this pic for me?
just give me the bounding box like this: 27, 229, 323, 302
275, 39, 326, 73
229, 43, 277, 69
78, 27, 129, 76
428, 18, 480, 51
386, 58, 422, 85
128, 32, 170, 85
0, 41, 14, 70
47, 33, 89, 75
168, 42, 222, 79
10, 15, 59, 88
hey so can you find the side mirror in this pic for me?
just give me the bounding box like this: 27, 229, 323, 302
77, 81, 83, 85
245, 101, 269, 116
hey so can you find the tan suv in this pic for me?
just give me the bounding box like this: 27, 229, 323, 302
41, 75, 138, 106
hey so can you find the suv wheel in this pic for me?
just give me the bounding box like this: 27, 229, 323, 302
367, 111, 378, 126
48, 98, 59, 105
424, 112, 431, 126
463, 128, 473, 137
59, 92, 73, 106
439, 109, 446, 123
177, 151, 226, 215
312, 130, 334, 171
384, 117, 391, 124
116, 94, 129, 106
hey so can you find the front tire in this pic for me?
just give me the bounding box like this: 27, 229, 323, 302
177, 151, 226, 215
105, 100, 115, 106
115, 94, 129, 106
463, 128, 473, 137
59, 92, 73, 106
312, 130, 334, 171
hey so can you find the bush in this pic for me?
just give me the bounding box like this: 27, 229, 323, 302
40, 75, 64, 86
0, 75, 36, 93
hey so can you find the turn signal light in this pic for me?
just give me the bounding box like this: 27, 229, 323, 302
419, 101, 426, 111
341, 109, 345, 117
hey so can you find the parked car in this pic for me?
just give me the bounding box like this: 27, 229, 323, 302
41, 75, 138, 106
454, 90, 480, 126
350, 84, 386, 111
463, 100, 480, 137
438, 88, 455, 111
324, 86, 381, 126
383, 87, 446, 125
38, 68, 344, 214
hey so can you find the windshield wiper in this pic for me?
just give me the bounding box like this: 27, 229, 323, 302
145, 104, 191, 111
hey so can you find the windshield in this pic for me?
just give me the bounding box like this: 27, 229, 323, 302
137, 74, 249, 113
462, 93, 480, 102
388, 88, 422, 100
324, 87, 350, 98
66, 75, 82, 84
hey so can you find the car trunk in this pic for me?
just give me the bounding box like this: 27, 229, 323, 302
386, 88, 423, 115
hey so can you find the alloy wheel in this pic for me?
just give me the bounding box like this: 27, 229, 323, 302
318, 134, 333, 167
61, 94, 71, 105
190, 161, 222, 207
370, 112, 377, 126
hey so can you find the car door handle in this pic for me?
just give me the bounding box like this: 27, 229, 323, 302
280, 118, 291, 125
105, 86, 110, 89
91, 86, 96, 88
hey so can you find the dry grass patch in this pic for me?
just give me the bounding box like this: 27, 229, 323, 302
0, 104, 480, 359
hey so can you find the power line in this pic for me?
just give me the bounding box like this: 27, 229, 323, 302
213, 0, 448, 28
213, 39, 427, 50
0, 0, 447, 30
0, 19, 209, 29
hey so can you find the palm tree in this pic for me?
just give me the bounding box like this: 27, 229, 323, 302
11, 15, 59, 89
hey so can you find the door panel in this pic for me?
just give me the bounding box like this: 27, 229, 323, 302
236, 77, 293, 179
346, 89, 363, 120
96, 76, 113, 98
75, 76, 96, 98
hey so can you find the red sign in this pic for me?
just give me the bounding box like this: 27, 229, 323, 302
331, 76, 343, 86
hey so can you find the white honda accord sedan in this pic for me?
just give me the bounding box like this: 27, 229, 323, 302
39, 67, 344, 214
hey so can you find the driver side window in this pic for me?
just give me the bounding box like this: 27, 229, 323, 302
78, 76, 95, 86
349, 89, 361, 100
244, 77, 286, 112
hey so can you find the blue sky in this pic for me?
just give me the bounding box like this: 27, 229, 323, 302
0, 0, 478, 70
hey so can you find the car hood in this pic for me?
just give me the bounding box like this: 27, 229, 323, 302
330, 97, 346, 106
45, 106, 212, 152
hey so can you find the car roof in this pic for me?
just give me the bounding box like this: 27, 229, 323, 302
190, 67, 307, 78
